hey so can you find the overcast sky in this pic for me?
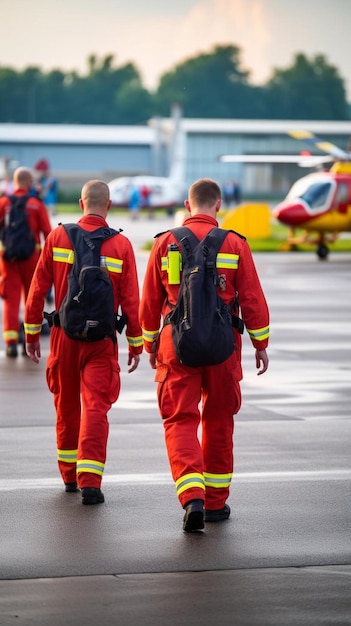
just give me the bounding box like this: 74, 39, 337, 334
1, 0, 350, 100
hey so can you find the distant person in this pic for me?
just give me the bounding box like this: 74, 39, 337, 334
222, 179, 241, 208
139, 178, 269, 532
128, 184, 140, 220
39, 169, 58, 216
140, 183, 154, 219
0, 167, 52, 357
222, 179, 235, 208
24, 180, 143, 505
232, 180, 241, 205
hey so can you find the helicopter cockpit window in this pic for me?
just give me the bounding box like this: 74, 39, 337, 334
288, 178, 334, 212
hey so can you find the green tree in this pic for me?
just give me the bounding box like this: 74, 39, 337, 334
65, 55, 148, 124
155, 44, 262, 118
115, 80, 153, 124
265, 53, 349, 120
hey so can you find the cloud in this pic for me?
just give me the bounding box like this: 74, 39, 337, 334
0, 0, 350, 99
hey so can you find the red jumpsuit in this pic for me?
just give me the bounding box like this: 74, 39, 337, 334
139, 214, 270, 510
24, 215, 143, 489
0, 190, 52, 346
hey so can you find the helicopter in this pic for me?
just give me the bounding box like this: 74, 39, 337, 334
220, 130, 351, 259
272, 131, 351, 259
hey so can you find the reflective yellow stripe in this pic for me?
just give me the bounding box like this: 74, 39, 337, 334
126, 334, 143, 348
4, 330, 19, 341
247, 325, 270, 341
77, 459, 105, 476
102, 255, 123, 274
216, 253, 239, 270
142, 328, 159, 343
53, 247, 74, 264
163, 253, 238, 272
53, 248, 123, 273
24, 322, 42, 335
204, 472, 232, 488
57, 449, 78, 463
175, 472, 205, 496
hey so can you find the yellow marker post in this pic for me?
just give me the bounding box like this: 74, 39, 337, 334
220, 203, 271, 239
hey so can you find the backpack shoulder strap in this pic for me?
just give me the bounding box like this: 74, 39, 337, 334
8, 194, 30, 211
202, 227, 230, 253
63, 224, 121, 269
192, 227, 229, 267
169, 226, 200, 269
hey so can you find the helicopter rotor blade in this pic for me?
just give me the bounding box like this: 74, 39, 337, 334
288, 130, 347, 159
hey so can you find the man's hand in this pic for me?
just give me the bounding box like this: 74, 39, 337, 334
148, 352, 157, 369
127, 352, 140, 373
256, 349, 269, 375
26, 341, 41, 364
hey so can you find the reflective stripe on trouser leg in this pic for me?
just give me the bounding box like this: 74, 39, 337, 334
57, 449, 78, 464
175, 472, 206, 504
203, 472, 233, 511
57, 448, 78, 484
204, 472, 232, 489
77, 459, 105, 479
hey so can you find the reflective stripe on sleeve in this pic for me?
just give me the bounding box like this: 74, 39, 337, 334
126, 334, 143, 348
24, 322, 42, 335
53, 247, 74, 264
216, 253, 239, 270
142, 328, 159, 344
4, 330, 19, 341
101, 255, 123, 274
247, 325, 270, 341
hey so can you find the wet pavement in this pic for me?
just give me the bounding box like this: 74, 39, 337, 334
0, 211, 350, 625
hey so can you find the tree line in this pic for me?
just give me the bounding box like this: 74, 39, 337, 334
0, 45, 349, 124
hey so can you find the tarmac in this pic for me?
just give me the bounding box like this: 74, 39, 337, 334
0, 210, 350, 625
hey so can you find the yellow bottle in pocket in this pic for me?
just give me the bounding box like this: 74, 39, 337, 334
167, 244, 181, 284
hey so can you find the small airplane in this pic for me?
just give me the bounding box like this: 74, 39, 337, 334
220, 131, 351, 259
108, 174, 184, 211
108, 104, 185, 211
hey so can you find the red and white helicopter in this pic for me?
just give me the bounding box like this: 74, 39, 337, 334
221, 130, 351, 259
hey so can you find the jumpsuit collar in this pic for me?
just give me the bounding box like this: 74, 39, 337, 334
78, 214, 109, 228
183, 214, 219, 228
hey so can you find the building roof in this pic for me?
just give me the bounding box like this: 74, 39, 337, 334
0, 123, 154, 145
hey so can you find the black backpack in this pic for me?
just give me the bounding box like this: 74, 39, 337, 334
0, 194, 36, 261
53, 224, 121, 342
164, 226, 243, 367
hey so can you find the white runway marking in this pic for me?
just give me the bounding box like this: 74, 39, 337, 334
1, 469, 350, 491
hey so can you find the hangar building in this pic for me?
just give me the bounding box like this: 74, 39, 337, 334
1, 117, 351, 199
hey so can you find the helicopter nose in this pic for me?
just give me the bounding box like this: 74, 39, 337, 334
272, 200, 310, 226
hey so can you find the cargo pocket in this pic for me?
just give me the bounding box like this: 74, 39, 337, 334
107, 357, 120, 404
46, 355, 60, 395
155, 363, 172, 419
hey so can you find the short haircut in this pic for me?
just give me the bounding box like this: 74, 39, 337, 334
81, 180, 110, 208
189, 178, 221, 206
14, 167, 32, 190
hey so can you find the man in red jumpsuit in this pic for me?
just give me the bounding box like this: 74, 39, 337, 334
139, 178, 269, 532
0, 167, 52, 357
24, 180, 143, 505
